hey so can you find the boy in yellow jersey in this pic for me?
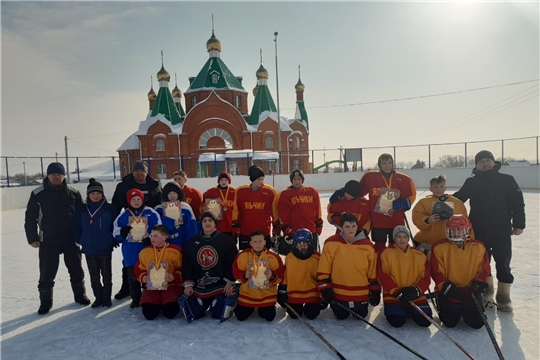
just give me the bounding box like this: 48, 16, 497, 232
232, 230, 284, 321
378, 226, 431, 327
318, 213, 380, 319
134, 225, 183, 320
431, 215, 490, 329
412, 175, 469, 257
277, 229, 325, 320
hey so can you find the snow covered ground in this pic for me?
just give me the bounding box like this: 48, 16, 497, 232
1, 191, 538, 360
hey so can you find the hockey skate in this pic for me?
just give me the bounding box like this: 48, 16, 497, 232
220, 286, 240, 323
482, 275, 497, 310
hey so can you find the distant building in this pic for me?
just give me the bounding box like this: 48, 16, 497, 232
117, 30, 310, 179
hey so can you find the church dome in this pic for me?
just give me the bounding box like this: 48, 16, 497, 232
206, 31, 222, 52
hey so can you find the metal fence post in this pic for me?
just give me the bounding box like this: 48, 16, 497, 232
147, 156, 151, 176
537, 136, 539, 165
213, 153, 217, 177
428, 145, 431, 169
393, 147, 396, 166
40, 157, 44, 179
112, 156, 116, 180
76, 157, 80, 183
464, 142, 468, 167
501, 140, 504, 165
5, 157, 10, 187
311, 150, 314, 174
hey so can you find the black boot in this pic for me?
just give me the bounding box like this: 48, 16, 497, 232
72, 282, 91, 306
91, 286, 103, 308
102, 285, 112, 308
38, 289, 53, 315
114, 266, 130, 300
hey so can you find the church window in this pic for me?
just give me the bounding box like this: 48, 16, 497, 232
199, 128, 233, 150
265, 137, 274, 149
156, 140, 165, 152
236, 95, 241, 108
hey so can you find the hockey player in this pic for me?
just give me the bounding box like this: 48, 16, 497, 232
135, 225, 183, 320
318, 213, 380, 319
276, 169, 323, 254
327, 180, 371, 235
412, 175, 469, 258
179, 212, 238, 322
113, 188, 162, 308
377, 226, 431, 328
431, 215, 490, 329
453, 150, 525, 312
154, 181, 198, 249
173, 171, 203, 221
359, 153, 416, 253
232, 165, 279, 250
202, 172, 236, 238
232, 230, 284, 322
277, 229, 324, 320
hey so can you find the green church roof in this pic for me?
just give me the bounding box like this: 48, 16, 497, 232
151, 87, 183, 125
295, 101, 309, 130
175, 102, 186, 117
185, 57, 246, 93
248, 84, 277, 126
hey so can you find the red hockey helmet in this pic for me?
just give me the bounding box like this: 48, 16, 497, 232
445, 215, 472, 244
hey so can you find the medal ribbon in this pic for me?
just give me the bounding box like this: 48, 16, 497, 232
218, 186, 230, 206
86, 200, 106, 225
380, 172, 394, 191
128, 209, 144, 224
152, 242, 168, 270
251, 250, 267, 278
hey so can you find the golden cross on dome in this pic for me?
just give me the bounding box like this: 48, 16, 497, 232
260, 48, 263, 64
161, 50, 164, 66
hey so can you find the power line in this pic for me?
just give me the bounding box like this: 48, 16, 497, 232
68, 138, 117, 154
291, 79, 539, 110
70, 130, 133, 139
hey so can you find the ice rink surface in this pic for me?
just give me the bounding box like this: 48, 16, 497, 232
1, 191, 538, 360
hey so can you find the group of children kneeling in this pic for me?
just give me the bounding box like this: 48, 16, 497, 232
75, 178, 489, 329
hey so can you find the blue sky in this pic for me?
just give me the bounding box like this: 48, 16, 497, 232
2, 2, 538, 166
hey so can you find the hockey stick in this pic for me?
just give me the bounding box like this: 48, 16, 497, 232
408, 301, 476, 360
471, 293, 506, 360
331, 301, 428, 360
284, 303, 347, 360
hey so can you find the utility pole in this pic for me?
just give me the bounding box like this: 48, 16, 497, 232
274, 31, 282, 173
64, 136, 70, 184
56, 152, 58, 162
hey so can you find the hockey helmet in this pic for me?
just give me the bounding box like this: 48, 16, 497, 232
292, 228, 314, 259
445, 215, 472, 244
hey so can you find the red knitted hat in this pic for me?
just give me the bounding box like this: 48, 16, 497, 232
127, 188, 144, 204
217, 172, 232, 184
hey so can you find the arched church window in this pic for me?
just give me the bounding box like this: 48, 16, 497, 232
199, 128, 233, 150
156, 140, 165, 151
265, 137, 274, 149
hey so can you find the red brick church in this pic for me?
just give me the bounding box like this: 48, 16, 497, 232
117, 30, 310, 179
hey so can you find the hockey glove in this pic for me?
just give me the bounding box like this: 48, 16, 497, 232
281, 226, 293, 238
467, 280, 488, 296
441, 281, 468, 302
277, 285, 288, 308
120, 226, 132, 240
392, 198, 411, 211
369, 290, 381, 306
231, 222, 241, 238
315, 218, 324, 235
318, 279, 333, 304
395, 286, 421, 304
329, 188, 345, 204
111, 239, 120, 249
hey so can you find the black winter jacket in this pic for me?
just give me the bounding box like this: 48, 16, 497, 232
453, 163, 526, 239
111, 173, 162, 213
24, 178, 83, 244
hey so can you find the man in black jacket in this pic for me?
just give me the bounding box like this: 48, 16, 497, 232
110, 161, 162, 299
453, 150, 525, 312
24, 162, 90, 315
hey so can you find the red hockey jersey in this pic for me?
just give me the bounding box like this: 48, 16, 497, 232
277, 186, 322, 233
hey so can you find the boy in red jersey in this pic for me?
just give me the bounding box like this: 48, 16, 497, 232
378, 226, 431, 327
232, 165, 279, 250
431, 215, 490, 329
359, 153, 416, 253
232, 230, 284, 321
276, 169, 323, 253
318, 213, 380, 319
327, 180, 371, 235
202, 172, 236, 238
173, 171, 203, 221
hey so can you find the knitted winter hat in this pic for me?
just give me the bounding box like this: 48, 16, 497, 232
474, 150, 495, 165
344, 180, 361, 198
218, 172, 232, 184
87, 178, 104, 195
133, 161, 148, 173
289, 169, 304, 183
162, 181, 184, 202
248, 165, 265, 182
47, 162, 65, 176
200, 211, 218, 224
127, 188, 144, 204
392, 225, 410, 241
